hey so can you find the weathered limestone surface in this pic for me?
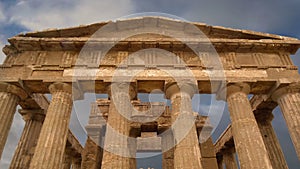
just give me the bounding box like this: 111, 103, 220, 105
216, 155, 223, 169
0, 83, 27, 159
72, 157, 82, 169
63, 150, 72, 169
198, 127, 218, 169
272, 86, 300, 159
29, 83, 76, 169
161, 130, 174, 169
9, 110, 44, 169
222, 149, 238, 169
81, 137, 102, 169
255, 110, 288, 169
225, 83, 273, 169
101, 83, 137, 169
166, 82, 203, 169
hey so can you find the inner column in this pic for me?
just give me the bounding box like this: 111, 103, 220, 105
101, 83, 137, 169
165, 82, 203, 169
161, 129, 174, 169
223, 148, 238, 169
255, 109, 288, 169
9, 109, 44, 169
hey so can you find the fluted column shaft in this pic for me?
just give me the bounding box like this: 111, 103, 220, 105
72, 157, 82, 169
166, 82, 203, 169
81, 137, 102, 169
225, 83, 273, 169
272, 87, 300, 159
198, 127, 218, 169
216, 155, 223, 169
0, 83, 27, 159
161, 130, 174, 169
63, 151, 72, 169
223, 151, 238, 169
9, 110, 44, 169
0, 92, 19, 159
29, 83, 78, 169
101, 83, 136, 169
255, 110, 288, 169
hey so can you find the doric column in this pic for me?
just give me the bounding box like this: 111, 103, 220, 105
216, 155, 223, 169
255, 110, 288, 169
165, 82, 203, 169
101, 83, 137, 169
272, 85, 300, 159
0, 83, 27, 159
63, 150, 72, 169
9, 109, 45, 169
223, 149, 238, 169
161, 130, 174, 169
198, 126, 218, 169
81, 137, 102, 169
72, 157, 82, 169
29, 83, 80, 169
222, 83, 273, 169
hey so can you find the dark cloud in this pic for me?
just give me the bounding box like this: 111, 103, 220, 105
0, 23, 28, 41
133, 0, 300, 38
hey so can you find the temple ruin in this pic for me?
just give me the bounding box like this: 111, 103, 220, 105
0, 17, 300, 169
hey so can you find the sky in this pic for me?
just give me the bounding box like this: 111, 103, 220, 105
0, 0, 300, 168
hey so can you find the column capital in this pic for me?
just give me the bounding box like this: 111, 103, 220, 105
0, 82, 28, 100
49, 82, 81, 100
18, 109, 45, 122
271, 84, 300, 102
165, 82, 198, 100
107, 82, 136, 100
217, 83, 250, 101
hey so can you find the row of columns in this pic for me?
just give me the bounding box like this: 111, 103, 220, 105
218, 109, 288, 169
217, 108, 289, 169
219, 83, 300, 169
0, 81, 300, 169
0, 82, 81, 169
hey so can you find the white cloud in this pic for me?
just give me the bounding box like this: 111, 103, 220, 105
9, 0, 134, 31
0, 2, 5, 22
0, 2, 7, 64
0, 38, 6, 64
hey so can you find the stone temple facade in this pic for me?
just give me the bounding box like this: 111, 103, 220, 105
0, 17, 300, 169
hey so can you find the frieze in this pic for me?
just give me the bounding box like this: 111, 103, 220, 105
0, 50, 297, 72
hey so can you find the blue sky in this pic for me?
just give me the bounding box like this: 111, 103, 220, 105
0, 0, 300, 168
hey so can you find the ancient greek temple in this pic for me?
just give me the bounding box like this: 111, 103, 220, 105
0, 17, 300, 169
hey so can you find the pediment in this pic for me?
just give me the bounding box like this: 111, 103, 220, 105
4, 16, 300, 55
15, 16, 297, 41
